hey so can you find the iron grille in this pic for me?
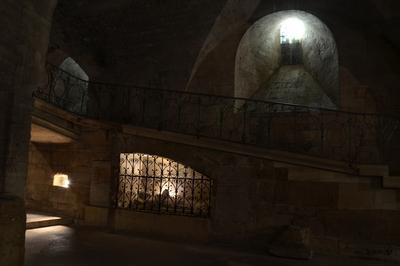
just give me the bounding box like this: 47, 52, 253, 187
118, 153, 212, 217
34, 64, 400, 165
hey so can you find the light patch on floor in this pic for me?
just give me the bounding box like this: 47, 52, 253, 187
27, 213, 62, 223
26, 212, 70, 230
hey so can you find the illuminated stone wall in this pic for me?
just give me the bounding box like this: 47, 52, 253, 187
185, 1, 400, 115
117, 153, 212, 217
26, 129, 112, 218
234, 10, 339, 107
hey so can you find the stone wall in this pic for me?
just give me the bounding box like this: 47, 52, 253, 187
113, 209, 210, 242
0, 196, 25, 266
0, 1, 399, 265
234, 10, 339, 107
26, 129, 112, 219
24, 120, 400, 260
186, 1, 400, 114
109, 132, 400, 260
0, 1, 57, 265
50, 0, 226, 88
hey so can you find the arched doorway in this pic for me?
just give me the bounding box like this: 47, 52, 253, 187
53, 57, 89, 114
235, 10, 339, 109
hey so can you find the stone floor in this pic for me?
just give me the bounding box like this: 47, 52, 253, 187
25, 226, 398, 266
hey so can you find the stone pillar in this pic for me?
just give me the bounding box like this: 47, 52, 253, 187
0, 1, 57, 265
90, 161, 112, 207
0, 196, 26, 266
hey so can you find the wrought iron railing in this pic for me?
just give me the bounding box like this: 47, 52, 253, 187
34, 64, 400, 166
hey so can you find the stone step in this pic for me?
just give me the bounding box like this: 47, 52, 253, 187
26, 212, 72, 230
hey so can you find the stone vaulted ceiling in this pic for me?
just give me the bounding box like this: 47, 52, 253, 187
50, 0, 400, 113
50, 0, 226, 89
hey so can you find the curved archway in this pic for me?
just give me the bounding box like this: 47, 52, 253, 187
235, 10, 339, 109
59, 57, 89, 82
53, 57, 89, 114
118, 153, 213, 217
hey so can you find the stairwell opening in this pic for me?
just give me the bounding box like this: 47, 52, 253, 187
235, 10, 339, 109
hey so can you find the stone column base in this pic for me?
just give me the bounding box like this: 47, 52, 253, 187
0, 195, 26, 266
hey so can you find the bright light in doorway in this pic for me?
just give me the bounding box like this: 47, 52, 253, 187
53, 174, 70, 188
280, 18, 305, 44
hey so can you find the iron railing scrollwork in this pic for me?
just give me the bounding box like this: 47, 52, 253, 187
118, 153, 212, 217
36, 64, 89, 114
34, 64, 400, 166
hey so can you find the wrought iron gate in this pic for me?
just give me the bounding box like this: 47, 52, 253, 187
117, 153, 212, 217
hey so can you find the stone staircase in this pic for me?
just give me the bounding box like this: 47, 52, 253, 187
31, 93, 400, 262
32, 96, 400, 190
35, 63, 400, 168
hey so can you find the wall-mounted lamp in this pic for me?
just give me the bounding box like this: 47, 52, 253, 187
53, 173, 70, 188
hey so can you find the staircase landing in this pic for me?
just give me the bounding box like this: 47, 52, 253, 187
26, 212, 72, 230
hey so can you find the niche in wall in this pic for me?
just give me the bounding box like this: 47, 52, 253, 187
118, 153, 212, 217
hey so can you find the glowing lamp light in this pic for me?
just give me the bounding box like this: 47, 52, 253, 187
280, 18, 305, 44
53, 173, 70, 188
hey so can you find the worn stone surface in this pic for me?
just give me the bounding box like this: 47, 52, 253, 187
83, 206, 109, 227
46, 0, 400, 172
23, 102, 400, 261
110, 131, 400, 258
268, 225, 313, 260
0, 1, 399, 265
0, 196, 26, 266
47, 1, 400, 115
50, 0, 226, 89
0, 1, 56, 265
254, 65, 336, 108
114, 209, 210, 242
26, 129, 112, 218
25, 226, 400, 266
235, 10, 339, 106
0, 0, 57, 197
186, 0, 260, 91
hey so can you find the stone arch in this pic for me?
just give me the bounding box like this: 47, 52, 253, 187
118, 152, 213, 217
118, 135, 220, 179
235, 10, 339, 108
52, 57, 89, 114
58, 57, 89, 82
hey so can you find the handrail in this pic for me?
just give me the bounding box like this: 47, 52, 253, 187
34, 64, 400, 165
44, 63, 399, 118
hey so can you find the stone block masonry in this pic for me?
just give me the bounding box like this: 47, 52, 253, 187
0, 1, 57, 265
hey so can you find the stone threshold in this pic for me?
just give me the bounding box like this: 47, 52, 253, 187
26, 212, 72, 230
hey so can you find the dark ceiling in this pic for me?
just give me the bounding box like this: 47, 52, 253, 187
49, 0, 400, 113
